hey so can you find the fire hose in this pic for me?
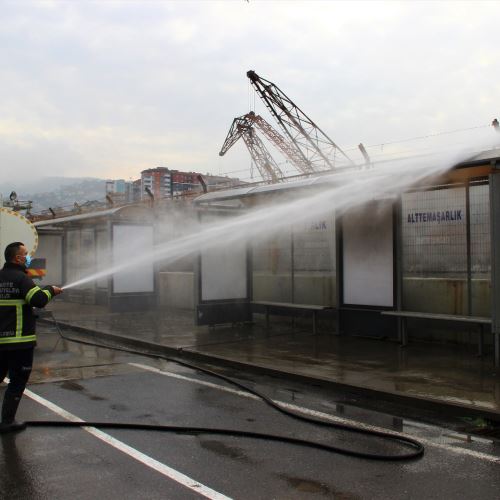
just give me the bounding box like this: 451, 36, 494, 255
24, 312, 425, 462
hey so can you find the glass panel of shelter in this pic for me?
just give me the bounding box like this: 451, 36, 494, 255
401, 182, 491, 344
291, 214, 336, 307
470, 183, 491, 316
252, 227, 293, 303
402, 186, 468, 315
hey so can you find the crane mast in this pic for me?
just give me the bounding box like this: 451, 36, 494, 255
247, 70, 353, 170
219, 115, 284, 183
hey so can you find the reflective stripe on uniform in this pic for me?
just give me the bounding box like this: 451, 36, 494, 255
25, 286, 42, 304
0, 298, 34, 345
42, 289, 52, 301
0, 334, 36, 344
0, 300, 25, 306
16, 304, 23, 336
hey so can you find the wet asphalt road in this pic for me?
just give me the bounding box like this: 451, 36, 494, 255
1, 326, 500, 499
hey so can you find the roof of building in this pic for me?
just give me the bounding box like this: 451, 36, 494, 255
34, 207, 122, 227
457, 147, 500, 165
33, 205, 152, 227
194, 148, 500, 206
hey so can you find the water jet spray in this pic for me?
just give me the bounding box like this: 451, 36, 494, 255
61, 144, 488, 292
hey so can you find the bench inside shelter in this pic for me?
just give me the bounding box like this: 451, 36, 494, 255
252, 301, 334, 334
380, 310, 497, 366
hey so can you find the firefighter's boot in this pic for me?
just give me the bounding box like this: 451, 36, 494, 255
0, 393, 26, 434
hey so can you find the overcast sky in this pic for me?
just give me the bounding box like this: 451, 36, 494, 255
1, 0, 499, 185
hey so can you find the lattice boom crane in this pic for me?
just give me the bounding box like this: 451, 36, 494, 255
219, 115, 284, 183
247, 70, 353, 171
245, 112, 313, 175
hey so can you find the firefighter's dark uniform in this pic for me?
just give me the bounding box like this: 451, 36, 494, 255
0, 262, 55, 430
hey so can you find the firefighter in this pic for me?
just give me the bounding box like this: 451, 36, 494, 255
0, 242, 63, 433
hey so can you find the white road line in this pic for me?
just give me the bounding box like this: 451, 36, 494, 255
24, 388, 233, 500
129, 362, 500, 464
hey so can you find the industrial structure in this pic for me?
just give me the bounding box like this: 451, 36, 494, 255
219, 113, 285, 183
246, 70, 354, 171
219, 70, 359, 184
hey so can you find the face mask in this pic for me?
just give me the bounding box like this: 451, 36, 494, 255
25, 255, 32, 268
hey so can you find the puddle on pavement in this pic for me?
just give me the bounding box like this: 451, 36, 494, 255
59, 380, 106, 401
279, 475, 340, 497
110, 403, 129, 411
320, 399, 500, 455
29, 363, 141, 385
403, 390, 497, 410
60, 380, 84, 391
198, 439, 251, 462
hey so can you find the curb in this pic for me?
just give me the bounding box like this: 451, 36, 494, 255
41, 318, 500, 423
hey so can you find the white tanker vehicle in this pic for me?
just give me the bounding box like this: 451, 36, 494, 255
0, 207, 40, 272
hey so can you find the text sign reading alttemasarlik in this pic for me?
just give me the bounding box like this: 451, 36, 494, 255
407, 210, 462, 224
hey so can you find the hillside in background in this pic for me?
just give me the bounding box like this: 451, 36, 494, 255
0, 177, 106, 212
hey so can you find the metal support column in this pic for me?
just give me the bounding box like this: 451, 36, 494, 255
335, 215, 342, 335
395, 197, 404, 343
465, 181, 473, 316
290, 224, 295, 303
489, 174, 500, 367
290, 226, 295, 329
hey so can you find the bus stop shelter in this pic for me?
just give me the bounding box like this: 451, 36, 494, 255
34, 205, 156, 312
193, 149, 500, 366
